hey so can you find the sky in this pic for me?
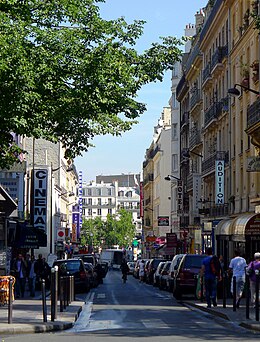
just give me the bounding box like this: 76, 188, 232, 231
75, 0, 207, 182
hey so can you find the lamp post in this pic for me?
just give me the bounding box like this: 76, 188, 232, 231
228, 83, 260, 96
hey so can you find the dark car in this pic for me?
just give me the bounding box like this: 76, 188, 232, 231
53, 258, 90, 293
173, 254, 207, 299
147, 258, 165, 284
153, 261, 166, 287
84, 262, 98, 288
159, 261, 171, 290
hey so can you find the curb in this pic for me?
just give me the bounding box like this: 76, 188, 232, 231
184, 302, 230, 321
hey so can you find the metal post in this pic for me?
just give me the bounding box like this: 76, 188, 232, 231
41, 279, 47, 323
245, 272, 250, 319
8, 277, 13, 324
63, 277, 66, 310
51, 268, 55, 322
255, 270, 259, 322
232, 276, 236, 312
54, 266, 58, 319
222, 272, 226, 308
71, 275, 75, 301
60, 276, 64, 312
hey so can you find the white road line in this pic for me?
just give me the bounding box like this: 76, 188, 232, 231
141, 319, 169, 329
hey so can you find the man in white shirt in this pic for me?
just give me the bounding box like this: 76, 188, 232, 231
228, 250, 247, 308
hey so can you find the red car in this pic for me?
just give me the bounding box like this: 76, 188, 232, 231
173, 254, 206, 299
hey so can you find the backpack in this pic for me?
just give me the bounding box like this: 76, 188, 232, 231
210, 255, 221, 277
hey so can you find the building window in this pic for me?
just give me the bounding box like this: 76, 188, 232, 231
97, 188, 101, 196
108, 188, 112, 196
126, 191, 132, 198
88, 209, 92, 216
108, 209, 112, 215
87, 189, 92, 196
172, 154, 178, 171
98, 198, 101, 205
108, 198, 112, 205
172, 123, 177, 140
88, 198, 92, 205
97, 209, 101, 215
118, 190, 124, 197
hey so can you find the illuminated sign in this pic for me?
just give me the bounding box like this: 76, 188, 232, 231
215, 160, 224, 205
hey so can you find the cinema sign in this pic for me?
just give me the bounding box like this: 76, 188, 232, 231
33, 169, 48, 232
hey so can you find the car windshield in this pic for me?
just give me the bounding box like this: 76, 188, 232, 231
56, 261, 81, 273
153, 259, 163, 268
82, 256, 94, 264
184, 256, 205, 268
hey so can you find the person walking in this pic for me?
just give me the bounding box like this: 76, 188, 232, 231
138, 260, 145, 282
200, 247, 221, 308
12, 254, 27, 298
246, 252, 260, 307
28, 255, 37, 297
120, 259, 129, 284
228, 250, 247, 308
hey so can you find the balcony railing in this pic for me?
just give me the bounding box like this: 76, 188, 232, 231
204, 101, 223, 127
189, 128, 201, 149
190, 89, 202, 111
202, 63, 212, 83
202, 151, 229, 175
208, 204, 229, 218
176, 75, 188, 100
247, 97, 260, 129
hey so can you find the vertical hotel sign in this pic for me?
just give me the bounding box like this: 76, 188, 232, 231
193, 174, 201, 214
177, 180, 183, 214
78, 171, 83, 240
33, 169, 48, 231
215, 160, 224, 204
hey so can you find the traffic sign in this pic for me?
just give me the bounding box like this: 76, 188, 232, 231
132, 240, 139, 247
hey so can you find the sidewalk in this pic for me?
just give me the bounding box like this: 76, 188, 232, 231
0, 290, 84, 335
183, 297, 260, 333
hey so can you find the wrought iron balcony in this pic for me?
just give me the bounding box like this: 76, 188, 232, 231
190, 89, 202, 111
247, 97, 260, 129
202, 63, 212, 83
202, 151, 229, 175
180, 112, 189, 129
204, 101, 223, 127
189, 128, 202, 149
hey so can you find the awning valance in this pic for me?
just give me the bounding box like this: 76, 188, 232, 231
231, 213, 260, 242
215, 219, 233, 236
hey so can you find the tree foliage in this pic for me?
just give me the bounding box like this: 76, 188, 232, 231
0, 0, 184, 168
81, 209, 136, 249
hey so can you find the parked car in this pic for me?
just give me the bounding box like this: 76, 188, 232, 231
159, 261, 171, 290
73, 254, 98, 267
147, 258, 165, 284
127, 262, 135, 274
84, 262, 98, 288
53, 258, 90, 293
144, 260, 151, 283
153, 261, 166, 287
173, 254, 207, 299
167, 254, 185, 292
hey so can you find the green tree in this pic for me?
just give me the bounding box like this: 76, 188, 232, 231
0, 0, 184, 168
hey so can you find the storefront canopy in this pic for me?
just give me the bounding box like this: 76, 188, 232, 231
231, 213, 260, 242
215, 219, 233, 236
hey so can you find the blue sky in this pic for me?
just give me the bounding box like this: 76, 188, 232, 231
75, 0, 207, 182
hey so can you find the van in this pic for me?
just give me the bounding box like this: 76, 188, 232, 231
173, 254, 206, 299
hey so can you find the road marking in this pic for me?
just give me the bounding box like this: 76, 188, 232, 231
141, 319, 169, 329
97, 293, 106, 299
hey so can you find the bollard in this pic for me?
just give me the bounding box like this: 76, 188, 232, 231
54, 266, 58, 319
245, 272, 250, 319
71, 275, 75, 301
255, 269, 259, 322
66, 276, 69, 307
63, 277, 67, 310
232, 276, 236, 312
222, 272, 226, 308
69, 276, 73, 303
50, 268, 55, 322
60, 276, 64, 312
41, 279, 47, 323
8, 277, 13, 324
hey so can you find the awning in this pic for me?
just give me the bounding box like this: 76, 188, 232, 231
231, 213, 260, 242
215, 219, 233, 236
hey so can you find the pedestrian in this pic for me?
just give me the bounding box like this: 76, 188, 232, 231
228, 249, 247, 308
246, 252, 260, 307
34, 254, 49, 290
200, 247, 221, 308
12, 254, 27, 298
138, 260, 145, 282
28, 255, 37, 297
120, 259, 129, 283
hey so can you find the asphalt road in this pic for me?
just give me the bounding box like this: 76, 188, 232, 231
2, 269, 260, 341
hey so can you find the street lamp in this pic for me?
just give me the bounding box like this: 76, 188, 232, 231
181, 148, 203, 159
58, 191, 75, 197
228, 83, 260, 96
164, 175, 181, 181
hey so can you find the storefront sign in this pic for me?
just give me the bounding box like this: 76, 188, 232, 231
33, 169, 48, 232
158, 216, 169, 226
215, 160, 224, 205
166, 233, 177, 247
